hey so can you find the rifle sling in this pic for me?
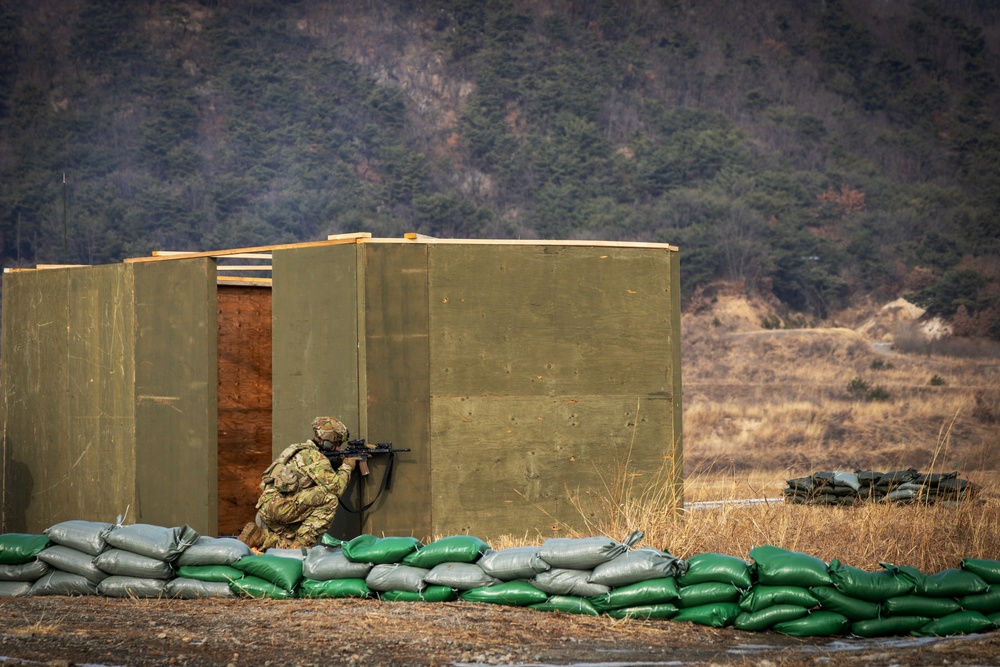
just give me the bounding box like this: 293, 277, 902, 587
338, 451, 397, 514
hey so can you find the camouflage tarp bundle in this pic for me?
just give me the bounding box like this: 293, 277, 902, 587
784, 469, 981, 505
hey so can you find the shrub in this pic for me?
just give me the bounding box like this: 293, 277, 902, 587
846, 376, 870, 399
869, 358, 894, 370
929, 374, 946, 386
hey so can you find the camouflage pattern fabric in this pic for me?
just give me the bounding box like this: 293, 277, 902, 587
253, 441, 353, 549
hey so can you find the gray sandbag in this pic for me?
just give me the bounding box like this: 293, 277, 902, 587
0, 558, 51, 582
302, 546, 373, 581
423, 562, 500, 591
588, 548, 687, 587
477, 546, 550, 580
0, 581, 32, 597
533, 568, 610, 598
365, 564, 428, 593
97, 576, 168, 598
104, 523, 199, 562
94, 548, 174, 580
176, 537, 251, 566
36, 545, 109, 585
44, 520, 115, 556
538, 530, 643, 570
166, 577, 235, 599
29, 570, 98, 596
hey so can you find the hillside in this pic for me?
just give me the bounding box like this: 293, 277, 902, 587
1, 0, 999, 334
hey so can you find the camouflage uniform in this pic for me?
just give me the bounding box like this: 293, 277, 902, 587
252, 440, 354, 549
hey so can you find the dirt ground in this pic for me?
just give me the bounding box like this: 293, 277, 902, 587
2, 596, 999, 667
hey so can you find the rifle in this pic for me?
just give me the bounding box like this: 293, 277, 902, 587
324, 439, 411, 514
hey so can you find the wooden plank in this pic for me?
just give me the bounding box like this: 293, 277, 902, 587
371, 237, 679, 251
126, 236, 368, 264
216, 286, 273, 536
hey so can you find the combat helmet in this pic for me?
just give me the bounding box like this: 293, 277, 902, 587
311, 416, 349, 450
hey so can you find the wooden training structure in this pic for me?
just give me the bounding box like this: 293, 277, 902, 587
1, 234, 682, 541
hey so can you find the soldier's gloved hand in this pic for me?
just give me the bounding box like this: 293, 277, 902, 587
340, 456, 361, 472
365, 442, 378, 450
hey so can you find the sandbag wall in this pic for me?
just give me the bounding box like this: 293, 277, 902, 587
784, 469, 981, 505
2, 525, 1000, 639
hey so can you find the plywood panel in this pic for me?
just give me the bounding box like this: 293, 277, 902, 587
360, 243, 431, 537
217, 285, 272, 536
133, 259, 218, 534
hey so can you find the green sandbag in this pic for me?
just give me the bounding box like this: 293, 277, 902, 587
850, 616, 931, 638
810, 586, 880, 621
912, 610, 994, 636
320, 534, 342, 547
672, 602, 742, 627
750, 546, 831, 587
590, 577, 680, 612
176, 564, 244, 583
460, 581, 549, 606
772, 610, 849, 637
605, 603, 679, 620
0, 534, 51, 565
916, 568, 988, 597
957, 587, 1000, 614
342, 534, 422, 564
298, 577, 372, 599
739, 585, 818, 613
961, 558, 1000, 584
882, 594, 961, 617
228, 574, 295, 599
528, 595, 600, 616
734, 604, 810, 632
678, 553, 753, 589
828, 560, 915, 602
676, 581, 741, 608
988, 610, 1000, 627
403, 535, 490, 568
231, 555, 303, 591
378, 585, 456, 602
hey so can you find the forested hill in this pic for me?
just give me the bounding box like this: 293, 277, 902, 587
2, 0, 999, 335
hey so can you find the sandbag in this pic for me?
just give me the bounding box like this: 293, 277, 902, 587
0, 558, 51, 582
94, 549, 174, 580
957, 588, 1000, 614
912, 610, 994, 637
264, 548, 308, 561
750, 546, 831, 587
229, 574, 295, 599
605, 603, 679, 620
588, 548, 687, 587
176, 537, 250, 566
460, 581, 549, 606
342, 534, 421, 564
175, 564, 244, 583
0, 581, 32, 597
773, 610, 849, 637
916, 568, 988, 597
44, 520, 114, 556
166, 577, 235, 599
961, 558, 1000, 585
738, 585, 818, 613
672, 602, 742, 627
678, 553, 753, 589
734, 604, 810, 632
676, 581, 741, 608
590, 577, 680, 613
365, 564, 428, 593
533, 568, 610, 598
104, 523, 199, 562
828, 560, 915, 602
528, 595, 600, 616
232, 554, 304, 591
402, 535, 490, 568
378, 586, 456, 602
97, 576, 168, 598
538, 531, 643, 570
0, 534, 51, 565
36, 545, 109, 585
477, 546, 550, 580
298, 578, 372, 599
882, 594, 961, 617
850, 615, 931, 638
810, 586, 880, 621
302, 546, 373, 581
423, 562, 500, 591
29, 570, 98, 596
